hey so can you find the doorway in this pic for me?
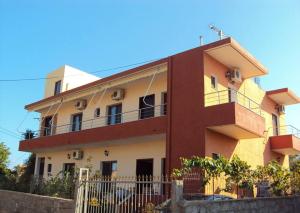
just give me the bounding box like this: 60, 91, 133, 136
38, 157, 45, 176
136, 159, 153, 177
272, 114, 279, 136
101, 161, 118, 177
139, 95, 155, 119
107, 104, 122, 125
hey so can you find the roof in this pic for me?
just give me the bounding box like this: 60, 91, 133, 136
266, 88, 300, 105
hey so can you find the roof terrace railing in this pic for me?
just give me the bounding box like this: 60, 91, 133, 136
26, 104, 167, 139
205, 89, 262, 116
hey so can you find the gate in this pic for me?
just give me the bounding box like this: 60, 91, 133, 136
75, 168, 172, 213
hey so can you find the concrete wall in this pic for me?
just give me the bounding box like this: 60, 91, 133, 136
203, 53, 289, 169
180, 196, 300, 213
36, 136, 166, 177
0, 190, 74, 213
44, 65, 100, 98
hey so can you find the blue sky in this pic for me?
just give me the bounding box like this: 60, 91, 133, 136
0, 0, 299, 168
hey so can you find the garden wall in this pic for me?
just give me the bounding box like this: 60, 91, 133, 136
0, 190, 75, 213
179, 196, 300, 213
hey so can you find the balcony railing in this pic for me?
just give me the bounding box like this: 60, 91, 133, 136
205, 89, 262, 116
272, 125, 300, 138
27, 104, 167, 139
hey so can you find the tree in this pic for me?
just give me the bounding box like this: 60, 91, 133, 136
223, 155, 252, 198
0, 142, 16, 190
16, 154, 36, 192
290, 160, 300, 195
0, 142, 10, 173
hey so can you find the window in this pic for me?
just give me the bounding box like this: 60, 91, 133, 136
94, 108, 100, 118
63, 163, 75, 175
101, 161, 118, 176
37, 157, 45, 176
211, 75, 217, 89
54, 80, 62, 95
47, 164, 52, 176
272, 114, 279, 136
71, 113, 82, 132
212, 153, 220, 160
43, 116, 53, 136
107, 104, 122, 125
139, 94, 155, 119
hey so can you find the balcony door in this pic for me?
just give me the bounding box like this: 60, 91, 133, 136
228, 85, 237, 103
43, 116, 53, 136
107, 104, 122, 125
139, 94, 155, 119
71, 113, 82, 132
101, 161, 118, 177
272, 114, 279, 136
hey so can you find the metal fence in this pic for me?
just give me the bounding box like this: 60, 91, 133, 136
205, 89, 262, 116
275, 125, 300, 138
75, 169, 172, 213
27, 104, 166, 139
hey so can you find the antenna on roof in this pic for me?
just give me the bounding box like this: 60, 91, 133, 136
199, 35, 204, 46
209, 24, 225, 40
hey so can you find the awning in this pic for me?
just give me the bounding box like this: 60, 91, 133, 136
266, 88, 300, 105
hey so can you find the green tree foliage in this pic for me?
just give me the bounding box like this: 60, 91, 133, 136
0, 142, 17, 190
16, 154, 36, 192
223, 155, 253, 196
0, 142, 10, 173
290, 160, 300, 194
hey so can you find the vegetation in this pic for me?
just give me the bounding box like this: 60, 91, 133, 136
173, 155, 300, 198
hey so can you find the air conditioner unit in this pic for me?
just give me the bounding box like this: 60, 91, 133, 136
277, 105, 285, 115
75, 99, 87, 110
228, 69, 242, 83
72, 150, 83, 160
111, 89, 125, 101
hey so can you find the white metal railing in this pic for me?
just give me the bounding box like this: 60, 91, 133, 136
273, 125, 300, 138
75, 174, 172, 213
205, 89, 262, 116
28, 104, 167, 139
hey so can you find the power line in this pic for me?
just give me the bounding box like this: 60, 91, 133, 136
0, 129, 21, 139
0, 58, 160, 82
0, 126, 20, 137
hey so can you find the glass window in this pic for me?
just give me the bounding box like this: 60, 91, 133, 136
47, 164, 52, 175
71, 113, 82, 131
94, 108, 100, 118
212, 153, 220, 160
54, 80, 62, 95
211, 75, 217, 89
107, 104, 122, 125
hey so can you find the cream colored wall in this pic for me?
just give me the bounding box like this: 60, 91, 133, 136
44, 65, 99, 98
40, 72, 167, 132
203, 53, 289, 169
35, 139, 166, 178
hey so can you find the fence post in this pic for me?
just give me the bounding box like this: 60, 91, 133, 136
171, 180, 183, 213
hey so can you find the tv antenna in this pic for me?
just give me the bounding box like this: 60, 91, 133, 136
209, 24, 225, 40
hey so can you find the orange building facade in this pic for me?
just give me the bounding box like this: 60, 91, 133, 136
19, 38, 300, 183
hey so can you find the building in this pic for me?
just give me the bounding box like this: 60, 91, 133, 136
19, 37, 300, 182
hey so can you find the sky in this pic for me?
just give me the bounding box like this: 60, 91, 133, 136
0, 0, 300, 168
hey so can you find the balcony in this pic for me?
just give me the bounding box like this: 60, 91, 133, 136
270, 125, 300, 155
204, 89, 265, 139
19, 105, 167, 152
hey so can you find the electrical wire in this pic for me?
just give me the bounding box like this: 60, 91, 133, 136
0, 129, 21, 139
142, 67, 160, 107
0, 58, 160, 82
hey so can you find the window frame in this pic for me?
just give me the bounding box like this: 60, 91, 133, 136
210, 75, 218, 90
54, 80, 62, 95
